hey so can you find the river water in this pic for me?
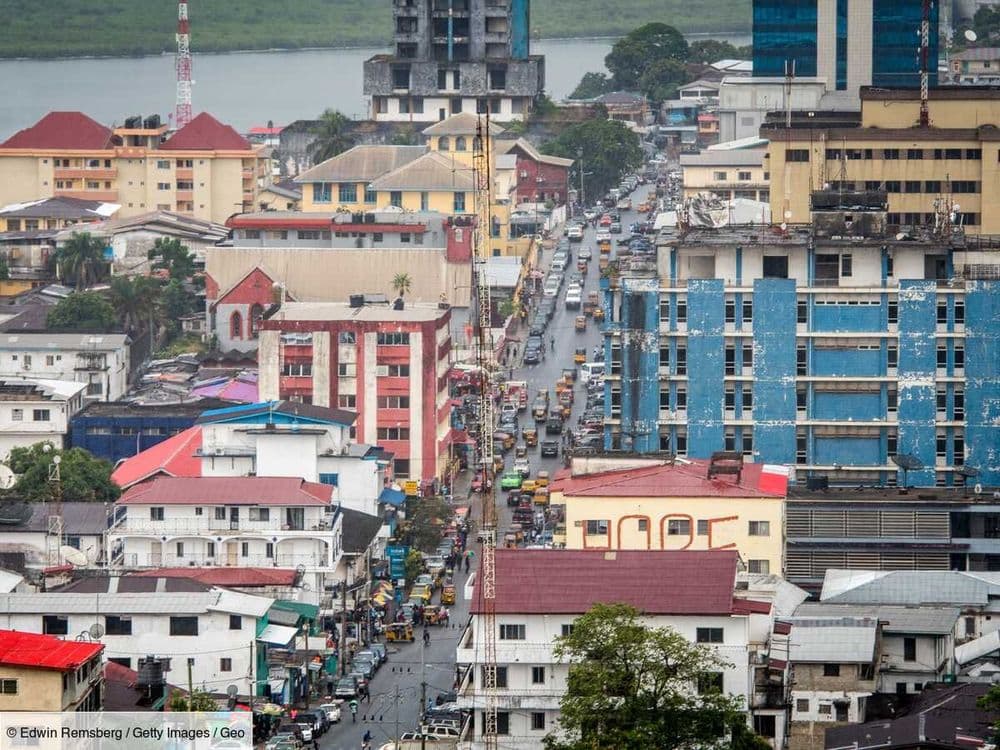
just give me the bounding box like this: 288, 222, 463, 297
0, 33, 750, 139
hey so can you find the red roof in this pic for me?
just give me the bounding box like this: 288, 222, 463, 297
128, 567, 297, 587
161, 112, 252, 151
248, 126, 284, 135
1, 111, 113, 150
118, 476, 333, 506
731, 599, 772, 615
111, 426, 202, 488
471, 550, 739, 615
550, 459, 785, 499
0, 630, 103, 671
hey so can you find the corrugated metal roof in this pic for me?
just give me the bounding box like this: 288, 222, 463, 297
470, 550, 739, 615
421, 112, 504, 136
680, 149, 766, 168
794, 603, 960, 635
257, 623, 298, 646
0, 333, 129, 351
952, 47, 1000, 62
0, 591, 218, 614
295, 145, 425, 184
821, 570, 1000, 606
0, 630, 102, 671
787, 617, 878, 663
369, 151, 475, 192
117, 476, 333, 507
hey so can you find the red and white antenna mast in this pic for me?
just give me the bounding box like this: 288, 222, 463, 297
175, 0, 193, 129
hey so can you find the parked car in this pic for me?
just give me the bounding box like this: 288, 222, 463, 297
319, 702, 343, 724
578, 246, 593, 261
565, 289, 582, 308
567, 225, 584, 242
541, 440, 559, 457
334, 676, 358, 698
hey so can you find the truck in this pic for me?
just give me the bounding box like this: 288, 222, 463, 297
506, 380, 528, 412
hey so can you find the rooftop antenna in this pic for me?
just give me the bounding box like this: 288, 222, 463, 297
175, 0, 193, 130
919, 0, 932, 127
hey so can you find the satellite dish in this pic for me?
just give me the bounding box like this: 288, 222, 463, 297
226, 684, 239, 698
61, 546, 88, 567
88, 622, 105, 640
966, 29, 978, 43
891, 454, 924, 470
955, 466, 979, 478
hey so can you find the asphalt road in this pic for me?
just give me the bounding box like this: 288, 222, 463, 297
318, 184, 655, 749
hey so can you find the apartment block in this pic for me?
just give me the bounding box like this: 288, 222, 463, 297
0, 333, 131, 402
0, 112, 266, 224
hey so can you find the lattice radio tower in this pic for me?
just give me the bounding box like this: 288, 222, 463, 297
175, 0, 193, 129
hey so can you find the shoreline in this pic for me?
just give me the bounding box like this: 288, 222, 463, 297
0, 31, 749, 63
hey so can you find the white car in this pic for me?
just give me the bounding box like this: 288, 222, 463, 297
551, 256, 567, 272
578, 247, 593, 261
543, 278, 560, 297
513, 457, 530, 476
565, 289, 582, 308
320, 702, 342, 724
595, 230, 611, 243
567, 225, 584, 241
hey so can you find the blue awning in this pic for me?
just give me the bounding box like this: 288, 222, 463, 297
379, 488, 405, 507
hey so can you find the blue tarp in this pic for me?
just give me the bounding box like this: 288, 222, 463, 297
379, 488, 405, 507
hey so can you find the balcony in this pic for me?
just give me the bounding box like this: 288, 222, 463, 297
176, 168, 194, 181
55, 167, 118, 181
75, 353, 108, 371
176, 190, 194, 202
120, 552, 333, 569
55, 189, 118, 202
112, 517, 336, 536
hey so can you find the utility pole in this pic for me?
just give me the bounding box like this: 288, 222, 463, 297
420, 631, 428, 750
394, 684, 401, 750
576, 147, 585, 209
339, 578, 348, 676
187, 657, 194, 711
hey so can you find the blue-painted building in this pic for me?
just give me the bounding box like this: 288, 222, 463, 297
70, 399, 230, 464
752, 0, 938, 89
604, 193, 1000, 488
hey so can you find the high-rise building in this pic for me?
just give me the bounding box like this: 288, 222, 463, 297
601, 191, 1000, 488
752, 0, 938, 91
363, 0, 544, 122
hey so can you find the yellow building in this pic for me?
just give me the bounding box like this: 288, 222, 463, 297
0, 111, 266, 224
551, 456, 786, 575
680, 148, 769, 202
0, 629, 104, 711
764, 88, 1000, 234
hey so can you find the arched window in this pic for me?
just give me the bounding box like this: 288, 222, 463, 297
455, 136, 467, 152
438, 136, 450, 152
249, 304, 264, 339
472, 135, 483, 153
230, 311, 243, 339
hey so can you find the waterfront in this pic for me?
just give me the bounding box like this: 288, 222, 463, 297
0, 33, 749, 138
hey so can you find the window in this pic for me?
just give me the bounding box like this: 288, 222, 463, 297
738, 171, 752, 181
531, 712, 546, 731
376, 427, 410, 440
676, 346, 686, 375
150, 507, 164, 521
338, 362, 357, 377
378, 395, 410, 408
697, 672, 724, 694
338, 183, 358, 203
281, 362, 312, 376
230, 311, 243, 340
0, 680, 17, 695
585, 520, 608, 536
742, 299, 753, 323
312, 183, 332, 203
903, 637, 916, 662
338, 395, 357, 409
841, 254, 853, 277
214, 507, 226, 521
438, 136, 450, 152
762, 255, 788, 278
713, 171, 728, 181
667, 518, 691, 536
241, 542, 250, 557
453, 192, 466, 212
747, 521, 770, 537
885, 180, 901, 193
496, 711, 510, 735
561, 624, 575, 637
169, 616, 199, 636
823, 663, 840, 677
176, 542, 184, 558
10, 409, 22, 422
748, 559, 770, 574
229, 615, 242, 631
43, 615, 68, 635
696, 520, 709, 536
907, 148, 924, 160
754, 715, 777, 738
157, 159, 171, 169
220, 658, 232, 672
531, 666, 545, 684
725, 299, 736, 323
786, 149, 809, 162
696, 628, 723, 643
32, 409, 50, 422
377, 332, 410, 345
105, 616, 132, 635
386, 364, 410, 377
319, 473, 339, 487
157, 182, 171, 191
796, 698, 810, 713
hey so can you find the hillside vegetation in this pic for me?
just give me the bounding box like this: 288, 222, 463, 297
0, 0, 750, 59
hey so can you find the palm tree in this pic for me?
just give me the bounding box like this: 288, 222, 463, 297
56, 232, 107, 290
392, 273, 413, 298
109, 275, 162, 335
308, 109, 355, 164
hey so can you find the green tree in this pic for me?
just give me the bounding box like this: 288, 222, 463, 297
689, 39, 742, 64
46, 292, 116, 331
5, 443, 120, 502
605, 23, 689, 90
569, 72, 613, 100
309, 109, 355, 164
545, 603, 744, 750
109, 275, 163, 335
55, 232, 108, 290
404, 549, 424, 585
978, 684, 1000, 746
543, 119, 643, 201
973, 6, 1000, 44
168, 690, 218, 711
392, 272, 412, 297
391, 125, 418, 146
148, 237, 196, 280
404, 495, 452, 552
638, 58, 690, 103
161, 279, 195, 336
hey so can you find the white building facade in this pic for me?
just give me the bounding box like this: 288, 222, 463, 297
0, 378, 87, 457
0, 333, 130, 402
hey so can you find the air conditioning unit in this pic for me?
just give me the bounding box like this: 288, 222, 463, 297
376, 365, 389, 377
214, 447, 224, 455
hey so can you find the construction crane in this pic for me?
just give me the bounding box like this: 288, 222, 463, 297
471, 113, 499, 750
175, 0, 193, 130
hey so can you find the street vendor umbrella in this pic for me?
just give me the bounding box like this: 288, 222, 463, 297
259, 703, 283, 716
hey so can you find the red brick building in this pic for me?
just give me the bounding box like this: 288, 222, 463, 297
497, 138, 573, 206
258, 301, 453, 482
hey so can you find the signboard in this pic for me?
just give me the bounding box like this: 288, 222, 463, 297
402, 480, 419, 497
385, 544, 409, 579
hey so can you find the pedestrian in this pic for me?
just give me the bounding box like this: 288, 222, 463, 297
464, 555, 470, 574
313, 738, 319, 750
427, 697, 434, 713
423, 628, 431, 646
549, 335, 555, 352
363, 729, 372, 749
349, 699, 358, 723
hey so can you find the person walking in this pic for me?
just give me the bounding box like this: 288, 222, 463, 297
362, 730, 372, 750
549, 335, 555, 352
349, 699, 358, 723
423, 628, 431, 646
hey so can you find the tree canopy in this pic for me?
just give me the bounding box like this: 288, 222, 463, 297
569, 72, 614, 100
46, 292, 117, 331
55, 232, 108, 290
605, 22, 689, 91
148, 237, 196, 281
545, 603, 753, 750
4, 443, 120, 502
689, 39, 745, 64
169, 690, 218, 712
309, 109, 356, 164
543, 118, 643, 202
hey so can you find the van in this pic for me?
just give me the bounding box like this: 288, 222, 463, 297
579, 361, 605, 384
